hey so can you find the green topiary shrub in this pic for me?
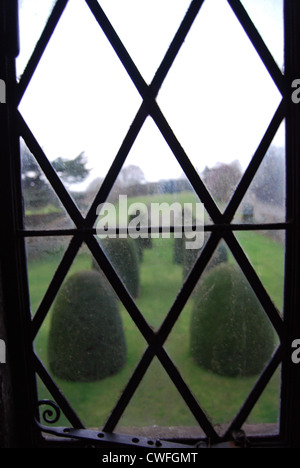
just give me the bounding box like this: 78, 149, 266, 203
93, 236, 140, 298
183, 245, 199, 279
174, 235, 184, 265
183, 239, 228, 280
190, 263, 275, 377
173, 211, 193, 266
128, 211, 152, 257
138, 235, 152, 250
133, 237, 144, 262
48, 270, 126, 382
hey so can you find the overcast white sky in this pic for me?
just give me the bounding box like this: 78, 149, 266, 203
17, 0, 284, 190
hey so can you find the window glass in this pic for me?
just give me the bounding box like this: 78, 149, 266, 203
18, 0, 285, 437
20, 139, 75, 229
25, 235, 71, 316
115, 357, 202, 431
34, 243, 148, 428
165, 244, 280, 434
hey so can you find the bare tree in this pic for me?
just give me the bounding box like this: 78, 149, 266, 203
118, 164, 146, 188
250, 146, 285, 206
202, 160, 242, 203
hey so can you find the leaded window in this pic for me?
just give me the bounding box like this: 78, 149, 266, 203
1, 0, 300, 449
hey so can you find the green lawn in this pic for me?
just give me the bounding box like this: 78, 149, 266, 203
29, 228, 284, 432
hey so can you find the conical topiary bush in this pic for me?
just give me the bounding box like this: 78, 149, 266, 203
128, 210, 152, 259
174, 235, 184, 265
190, 263, 275, 377
48, 270, 127, 382
92, 236, 140, 298
183, 239, 228, 280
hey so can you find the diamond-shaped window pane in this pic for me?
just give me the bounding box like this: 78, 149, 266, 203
115, 357, 202, 430
99, 0, 191, 84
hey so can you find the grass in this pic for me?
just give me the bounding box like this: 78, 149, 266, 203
29, 222, 284, 432
234, 230, 285, 312
25, 204, 63, 216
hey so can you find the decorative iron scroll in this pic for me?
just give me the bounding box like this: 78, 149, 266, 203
37, 399, 61, 425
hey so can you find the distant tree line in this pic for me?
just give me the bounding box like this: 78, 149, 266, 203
21, 140, 90, 211
201, 146, 284, 207
201, 160, 242, 204
250, 146, 284, 206
22, 141, 284, 214
101, 147, 285, 207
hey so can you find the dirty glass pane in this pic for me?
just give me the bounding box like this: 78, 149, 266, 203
115, 357, 202, 431
25, 235, 71, 316
33, 243, 147, 428
235, 143, 286, 225
165, 245, 280, 434
97, 115, 207, 255
20, 138, 74, 230
242, 364, 281, 433
19, 0, 285, 435
236, 230, 285, 314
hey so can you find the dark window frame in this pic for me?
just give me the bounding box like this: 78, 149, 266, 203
0, 0, 300, 448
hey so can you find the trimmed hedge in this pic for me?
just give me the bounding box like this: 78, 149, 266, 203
128, 212, 153, 258
174, 236, 184, 265
190, 263, 275, 377
48, 270, 126, 382
173, 211, 193, 266
183, 239, 228, 280
93, 236, 140, 298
